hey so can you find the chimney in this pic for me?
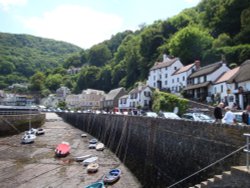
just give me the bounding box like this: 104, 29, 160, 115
163, 54, 170, 62
194, 60, 200, 70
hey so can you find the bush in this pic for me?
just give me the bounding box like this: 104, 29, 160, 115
152, 91, 188, 115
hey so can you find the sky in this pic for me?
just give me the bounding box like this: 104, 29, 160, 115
0, 0, 200, 49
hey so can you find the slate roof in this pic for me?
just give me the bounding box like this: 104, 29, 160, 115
129, 85, 149, 94
214, 67, 240, 84
234, 60, 250, 83
173, 63, 195, 75
105, 87, 125, 101
150, 58, 178, 71
189, 61, 223, 78
184, 82, 210, 90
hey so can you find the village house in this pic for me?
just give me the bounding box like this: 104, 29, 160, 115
171, 61, 199, 94
118, 95, 129, 112
56, 86, 71, 99
232, 60, 250, 109
184, 61, 230, 102
67, 67, 81, 75
102, 87, 127, 112
80, 89, 105, 110
128, 83, 152, 110
65, 94, 82, 109
212, 67, 240, 107
147, 54, 183, 92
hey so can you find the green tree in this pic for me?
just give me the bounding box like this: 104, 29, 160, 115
0, 61, 15, 75
88, 44, 112, 66
168, 26, 213, 64
213, 33, 232, 48
45, 74, 63, 91
29, 71, 45, 92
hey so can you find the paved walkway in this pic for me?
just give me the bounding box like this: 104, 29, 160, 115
0, 113, 141, 188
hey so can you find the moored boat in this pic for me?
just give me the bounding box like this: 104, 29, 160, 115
96, 143, 105, 151
55, 141, 70, 157
83, 156, 98, 166
89, 138, 98, 144
81, 133, 87, 137
36, 128, 45, 135
87, 163, 99, 173
103, 168, 121, 184
85, 181, 105, 188
88, 143, 97, 149
21, 134, 36, 144
75, 154, 92, 162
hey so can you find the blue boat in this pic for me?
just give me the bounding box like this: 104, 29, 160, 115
103, 168, 121, 184
85, 181, 105, 188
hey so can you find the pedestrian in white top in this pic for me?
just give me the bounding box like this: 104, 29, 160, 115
223, 107, 235, 125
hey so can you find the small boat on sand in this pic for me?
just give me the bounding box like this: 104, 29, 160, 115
55, 142, 70, 157
88, 143, 97, 149
21, 134, 36, 144
36, 128, 45, 135
103, 169, 121, 184
87, 163, 99, 173
81, 133, 87, 137
85, 181, 105, 188
75, 154, 92, 162
89, 139, 98, 144
96, 143, 105, 151
83, 156, 98, 166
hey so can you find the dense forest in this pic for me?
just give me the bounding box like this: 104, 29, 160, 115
2, 0, 250, 96
0, 32, 82, 91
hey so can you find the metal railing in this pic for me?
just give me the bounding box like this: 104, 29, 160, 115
167, 133, 250, 188
244, 133, 250, 171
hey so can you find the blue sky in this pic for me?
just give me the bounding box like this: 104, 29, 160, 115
0, 0, 200, 48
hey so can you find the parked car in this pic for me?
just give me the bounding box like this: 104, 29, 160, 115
182, 113, 214, 123
158, 112, 181, 120
222, 112, 243, 125
144, 112, 158, 118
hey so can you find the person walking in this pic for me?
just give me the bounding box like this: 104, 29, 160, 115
214, 102, 224, 123
223, 107, 235, 125
242, 105, 250, 125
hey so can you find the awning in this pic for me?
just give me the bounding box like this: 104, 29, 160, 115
184, 82, 210, 91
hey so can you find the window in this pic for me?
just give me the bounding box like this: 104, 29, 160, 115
172, 79, 174, 83
165, 74, 168, 78
120, 100, 122, 104
197, 77, 200, 84
144, 100, 148, 106
165, 67, 168, 71
221, 85, 223, 92
153, 83, 156, 87
177, 78, 179, 82
183, 76, 185, 81
204, 76, 207, 82
153, 76, 156, 80
214, 87, 217, 93
165, 80, 168, 85
172, 86, 174, 91
174, 66, 177, 70
159, 75, 162, 79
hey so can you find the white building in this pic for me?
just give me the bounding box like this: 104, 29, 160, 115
212, 67, 240, 107
171, 61, 199, 93
41, 94, 60, 108
128, 84, 152, 110
184, 61, 230, 102
118, 95, 130, 111
147, 54, 183, 92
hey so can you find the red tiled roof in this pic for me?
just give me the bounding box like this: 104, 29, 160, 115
150, 58, 178, 71
173, 63, 195, 75
214, 67, 240, 84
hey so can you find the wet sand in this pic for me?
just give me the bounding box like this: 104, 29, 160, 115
0, 113, 141, 188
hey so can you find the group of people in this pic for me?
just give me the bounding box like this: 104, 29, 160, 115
214, 103, 250, 125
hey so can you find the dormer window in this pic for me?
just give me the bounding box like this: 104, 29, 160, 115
165, 67, 168, 71
174, 67, 177, 70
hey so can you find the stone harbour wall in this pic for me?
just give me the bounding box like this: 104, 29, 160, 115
0, 113, 46, 136
60, 113, 250, 188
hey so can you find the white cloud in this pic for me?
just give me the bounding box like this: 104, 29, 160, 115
21, 5, 123, 48
0, 0, 27, 11
184, 0, 200, 4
